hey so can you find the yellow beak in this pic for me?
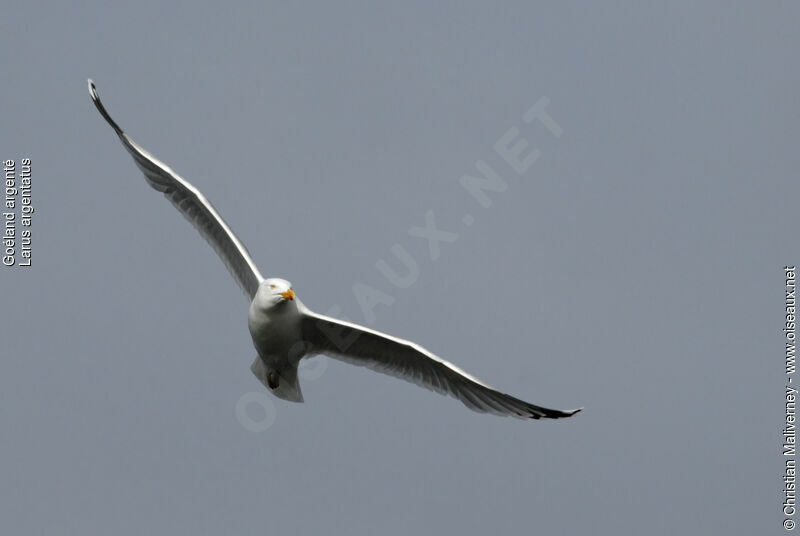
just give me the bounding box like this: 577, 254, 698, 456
280, 289, 295, 301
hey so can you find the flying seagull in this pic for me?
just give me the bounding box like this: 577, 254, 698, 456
88, 79, 582, 420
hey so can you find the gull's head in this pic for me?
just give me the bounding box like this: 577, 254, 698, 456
257, 278, 295, 307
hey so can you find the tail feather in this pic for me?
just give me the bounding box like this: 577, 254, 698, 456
250, 357, 304, 403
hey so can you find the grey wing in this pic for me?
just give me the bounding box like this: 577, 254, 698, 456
88, 80, 263, 299
300, 311, 581, 420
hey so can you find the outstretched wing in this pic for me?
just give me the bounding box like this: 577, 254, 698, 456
88, 80, 263, 299
300, 311, 582, 419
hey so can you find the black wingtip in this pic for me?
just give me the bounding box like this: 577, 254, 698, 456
533, 406, 583, 420
87, 78, 124, 136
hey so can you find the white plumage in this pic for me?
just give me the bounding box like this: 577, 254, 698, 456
89, 80, 581, 420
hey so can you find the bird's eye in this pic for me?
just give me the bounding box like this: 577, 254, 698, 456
269, 284, 276, 290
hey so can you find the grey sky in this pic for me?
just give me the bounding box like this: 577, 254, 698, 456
1, 2, 796, 534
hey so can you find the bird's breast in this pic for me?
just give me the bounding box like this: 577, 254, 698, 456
248, 302, 304, 363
